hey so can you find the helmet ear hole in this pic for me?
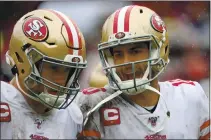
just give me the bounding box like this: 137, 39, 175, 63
15, 52, 24, 63
165, 45, 169, 54
11, 65, 19, 75
21, 69, 25, 74
140, 9, 143, 14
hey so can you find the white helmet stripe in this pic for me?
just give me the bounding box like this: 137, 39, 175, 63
118, 6, 130, 32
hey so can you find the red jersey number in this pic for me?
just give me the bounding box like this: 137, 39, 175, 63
0, 102, 11, 122
168, 79, 195, 86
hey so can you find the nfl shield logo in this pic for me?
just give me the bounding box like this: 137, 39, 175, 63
148, 116, 159, 127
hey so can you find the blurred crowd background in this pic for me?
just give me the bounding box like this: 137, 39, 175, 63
0, 1, 210, 97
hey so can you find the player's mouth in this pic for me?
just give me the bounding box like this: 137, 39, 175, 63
119, 71, 144, 81
48, 91, 57, 95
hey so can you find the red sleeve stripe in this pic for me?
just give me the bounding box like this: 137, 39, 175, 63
199, 132, 210, 140
80, 130, 101, 138
200, 120, 210, 131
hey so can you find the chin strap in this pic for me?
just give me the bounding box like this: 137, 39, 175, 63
145, 84, 170, 117
16, 74, 65, 108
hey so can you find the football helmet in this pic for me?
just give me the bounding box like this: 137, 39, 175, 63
98, 5, 170, 95
6, 9, 87, 109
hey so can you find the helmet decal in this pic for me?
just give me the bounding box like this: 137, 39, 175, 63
23, 17, 48, 41
115, 32, 125, 39
150, 14, 166, 33
72, 57, 81, 63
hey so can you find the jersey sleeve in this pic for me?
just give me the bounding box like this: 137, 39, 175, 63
1, 119, 13, 139
1, 83, 13, 139
66, 101, 83, 138
75, 87, 108, 139
75, 87, 107, 117
78, 111, 102, 139
195, 82, 210, 139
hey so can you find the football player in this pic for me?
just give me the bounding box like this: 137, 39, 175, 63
76, 5, 210, 139
1, 9, 87, 139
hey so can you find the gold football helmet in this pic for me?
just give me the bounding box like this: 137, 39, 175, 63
6, 9, 87, 109
98, 5, 170, 95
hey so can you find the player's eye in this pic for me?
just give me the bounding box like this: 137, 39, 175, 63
131, 49, 142, 54
50, 65, 59, 71
135, 49, 142, 54
113, 51, 123, 58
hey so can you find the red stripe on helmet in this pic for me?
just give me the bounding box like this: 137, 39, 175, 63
48, 10, 74, 54
71, 20, 82, 56
124, 6, 134, 32
113, 8, 121, 34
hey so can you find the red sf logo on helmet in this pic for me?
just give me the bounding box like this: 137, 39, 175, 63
151, 14, 166, 33
115, 32, 125, 39
23, 17, 48, 41
72, 57, 81, 63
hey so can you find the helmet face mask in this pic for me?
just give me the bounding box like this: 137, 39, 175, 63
98, 5, 169, 95
23, 47, 86, 109
99, 35, 167, 95
7, 9, 87, 109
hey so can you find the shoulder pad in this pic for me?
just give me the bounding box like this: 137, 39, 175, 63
67, 102, 83, 125
168, 79, 208, 103
75, 88, 109, 114
0, 102, 11, 122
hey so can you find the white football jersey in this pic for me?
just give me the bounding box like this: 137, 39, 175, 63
0, 81, 83, 139
76, 79, 210, 139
